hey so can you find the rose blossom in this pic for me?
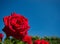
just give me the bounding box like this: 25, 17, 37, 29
0, 33, 4, 39
0, 33, 4, 42
3, 13, 30, 39
33, 40, 41, 44
22, 35, 33, 44
34, 39, 49, 44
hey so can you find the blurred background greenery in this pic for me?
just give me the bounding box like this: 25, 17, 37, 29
0, 36, 60, 44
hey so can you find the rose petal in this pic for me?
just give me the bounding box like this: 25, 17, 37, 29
3, 16, 9, 26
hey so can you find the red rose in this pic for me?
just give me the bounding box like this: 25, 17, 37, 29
41, 40, 49, 44
0, 33, 4, 39
3, 13, 30, 39
33, 40, 41, 44
22, 35, 33, 44
34, 39, 49, 44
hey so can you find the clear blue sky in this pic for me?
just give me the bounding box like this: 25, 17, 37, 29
0, 0, 60, 38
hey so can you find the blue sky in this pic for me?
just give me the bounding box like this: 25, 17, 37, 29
0, 0, 60, 38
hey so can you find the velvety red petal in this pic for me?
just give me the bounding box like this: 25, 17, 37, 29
3, 26, 15, 37
0, 33, 4, 38
3, 16, 9, 26
41, 40, 49, 44
22, 35, 32, 44
34, 40, 41, 44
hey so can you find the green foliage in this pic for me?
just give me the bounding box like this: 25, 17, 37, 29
3, 37, 25, 44
41, 36, 60, 44
0, 42, 4, 44
32, 36, 40, 41
32, 36, 60, 44
1, 36, 60, 44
